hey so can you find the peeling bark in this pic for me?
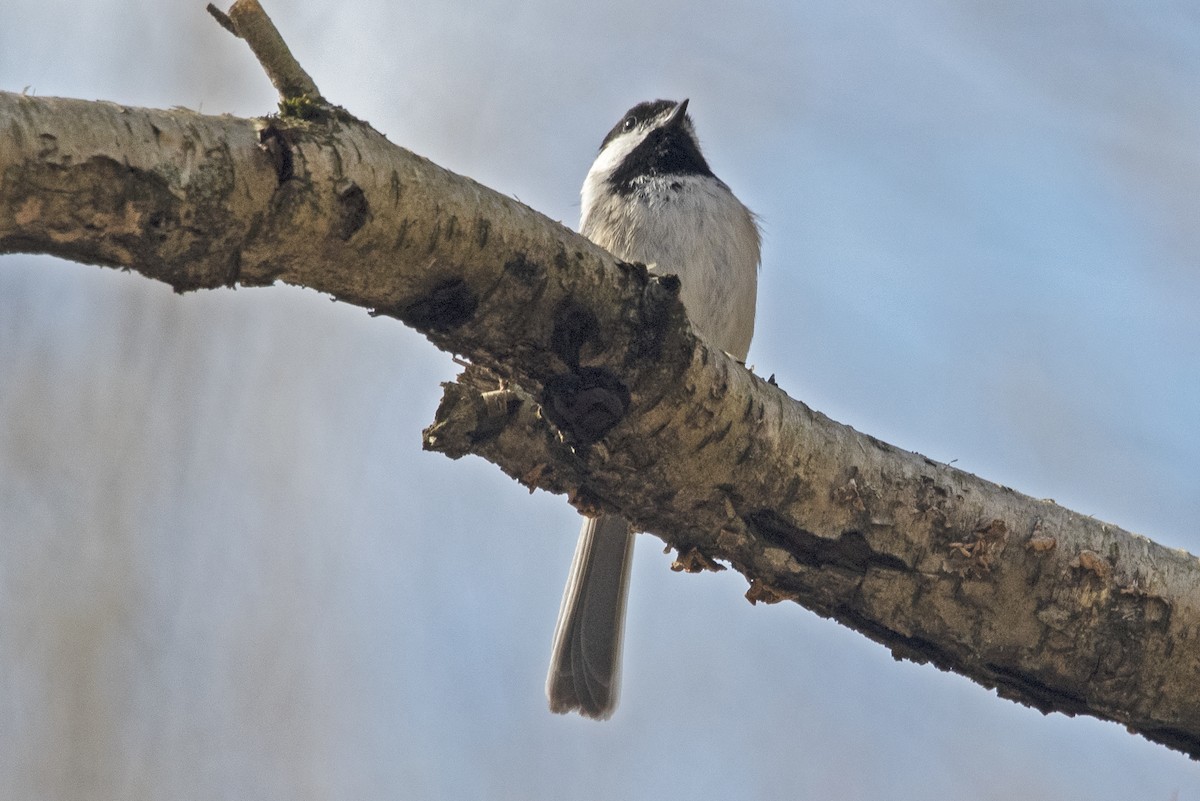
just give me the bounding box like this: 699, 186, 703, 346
2, 89, 1199, 758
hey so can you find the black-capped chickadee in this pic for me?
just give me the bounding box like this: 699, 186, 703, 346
546, 99, 761, 719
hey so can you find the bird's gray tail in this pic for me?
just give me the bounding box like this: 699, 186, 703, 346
546, 514, 634, 719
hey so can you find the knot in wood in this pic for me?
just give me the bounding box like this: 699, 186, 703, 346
542, 367, 629, 445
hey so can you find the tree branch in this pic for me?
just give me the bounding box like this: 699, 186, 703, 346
2, 86, 1198, 759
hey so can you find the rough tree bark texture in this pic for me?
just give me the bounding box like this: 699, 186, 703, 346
2, 89, 1198, 758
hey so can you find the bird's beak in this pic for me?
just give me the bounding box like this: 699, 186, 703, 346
664, 98, 690, 129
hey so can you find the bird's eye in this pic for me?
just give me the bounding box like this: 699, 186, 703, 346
622, 116, 636, 131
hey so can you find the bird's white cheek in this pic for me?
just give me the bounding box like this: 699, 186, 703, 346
579, 132, 646, 227
580, 173, 607, 230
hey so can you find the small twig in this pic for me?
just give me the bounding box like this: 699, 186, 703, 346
207, 0, 324, 104
205, 3, 237, 35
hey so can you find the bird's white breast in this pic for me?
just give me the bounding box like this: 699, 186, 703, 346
580, 172, 759, 361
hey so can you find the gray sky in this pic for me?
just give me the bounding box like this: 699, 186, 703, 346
2, 1, 1199, 799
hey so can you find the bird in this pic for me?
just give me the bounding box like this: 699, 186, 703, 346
546, 98, 761, 719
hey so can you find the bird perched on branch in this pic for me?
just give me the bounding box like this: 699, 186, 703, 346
547, 98, 761, 719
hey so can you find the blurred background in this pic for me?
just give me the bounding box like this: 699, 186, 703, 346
2, 1, 1199, 798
